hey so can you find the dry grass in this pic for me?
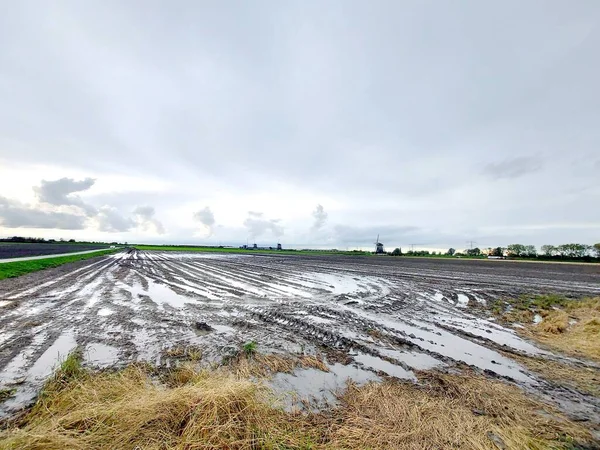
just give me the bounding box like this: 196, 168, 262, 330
539, 310, 570, 334
528, 298, 600, 361
330, 372, 593, 450
230, 352, 330, 378
163, 345, 203, 361
500, 296, 600, 362
503, 352, 600, 397
0, 354, 595, 450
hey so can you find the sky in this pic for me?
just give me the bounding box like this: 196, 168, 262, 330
1, 0, 599, 252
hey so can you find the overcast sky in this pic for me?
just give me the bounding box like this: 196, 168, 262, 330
1, 1, 599, 251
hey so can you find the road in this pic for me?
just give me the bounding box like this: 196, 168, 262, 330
0, 248, 112, 264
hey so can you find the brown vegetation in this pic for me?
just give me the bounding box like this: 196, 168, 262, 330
499, 296, 600, 362
0, 352, 595, 450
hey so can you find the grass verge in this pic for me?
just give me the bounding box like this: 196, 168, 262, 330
494, 295, 600, 362
0, 250, 117, 280
0, 350, 595, 449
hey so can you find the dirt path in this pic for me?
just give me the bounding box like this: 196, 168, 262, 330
1, 250, 599, 422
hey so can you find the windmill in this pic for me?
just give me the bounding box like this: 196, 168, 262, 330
374, 234, 384, 254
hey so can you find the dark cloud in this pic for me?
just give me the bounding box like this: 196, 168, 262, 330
243, 212, 284, 240
0, 196, 86, 230
133, 206, 165, 234
311, 204, 328, 232
483, 157, 543, 180
33, 178, 97, 215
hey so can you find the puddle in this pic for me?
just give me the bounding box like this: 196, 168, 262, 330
378, 348, 444, 370
438, 316, 546, 355
211, 324, 236, 334
533, 314, 543, 324
97, 308, 113, 316
28, 331, 77, 380
271, 363, 379, 408
353, 352, 416, 380
342, 305, 533, 382
456, 294, 469, 307
84, 343, 119, 367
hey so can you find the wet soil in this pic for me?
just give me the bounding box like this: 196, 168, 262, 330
0, 250, 599, 424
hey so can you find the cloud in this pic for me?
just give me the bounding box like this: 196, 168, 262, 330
95, 206, 135, 232
243, 211, 284, 240
193, 207, 216, 237
483, 157, 543, 180
311, 204, 328, 231
33, 178, 97, 215
133, 205, 165, 234
0, 196, 87, 229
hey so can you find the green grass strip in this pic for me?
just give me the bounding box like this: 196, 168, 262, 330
0, 250, 118, 280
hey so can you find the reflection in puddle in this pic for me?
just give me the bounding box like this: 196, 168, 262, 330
353, 352, 416, 380
84, 343, 119, 366
271, 363, 379, 408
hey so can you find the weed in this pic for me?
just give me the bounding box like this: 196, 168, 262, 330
243, 340, 258, 357
187, 346, 202, 361
0, 388, 16, 402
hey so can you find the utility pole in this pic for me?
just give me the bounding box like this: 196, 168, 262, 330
466, 241, 477, 250
409, 244, 416, 252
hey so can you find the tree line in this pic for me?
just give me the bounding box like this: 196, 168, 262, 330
389, 243, 600, 261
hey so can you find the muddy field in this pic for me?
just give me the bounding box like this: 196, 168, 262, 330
0, 243, 108, 260
1, 250, 599, 422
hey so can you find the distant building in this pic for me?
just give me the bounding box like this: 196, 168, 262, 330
375, 234, 385, 254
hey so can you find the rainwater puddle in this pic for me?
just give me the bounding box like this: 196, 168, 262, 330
271, 362, 379, 408
456, 294, 469, 307
438, 316, 545, 355
127, 280, 191, 309
28, 331, 77, 380
84, 343, 119, 367
342, 305, 533, 382
0, 333, 49, 384
211, 324, 236, 334
353, 352, 416, 380
378, 348, 444, 370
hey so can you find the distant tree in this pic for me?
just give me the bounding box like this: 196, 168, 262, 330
447, 248, 456, 256
392, 248, 402, 256
594, 243, 600, 258
557, 243, 590, 258
491, 247, 504, 257
507, 244, 526, 257
523, 245, 537, 257
466, 247, 481, 256
431, 251, 437, 255
541, 245, 556, 256
68, 239, 76, 243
